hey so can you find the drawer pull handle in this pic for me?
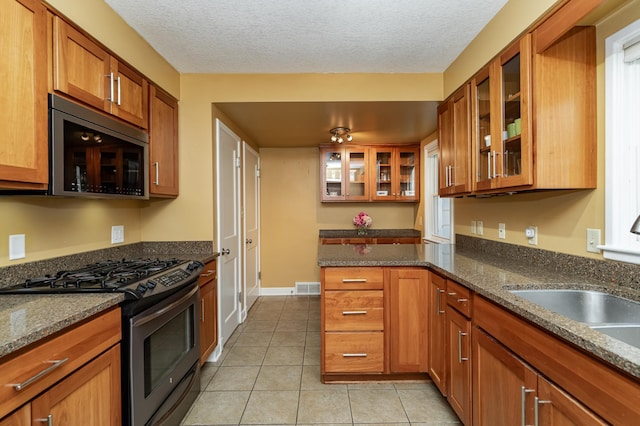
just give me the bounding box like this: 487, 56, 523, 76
342, 310, 367, 315
342, 353, 367, 357
342, 278, 367, 283
457, 298, 468, 303
200, 269, 215, 277
37, 414, 53, 425
12, 358, 69, 391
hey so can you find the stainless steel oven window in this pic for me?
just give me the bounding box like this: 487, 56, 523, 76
129, 284, 200, 426
144, 305, 195, 396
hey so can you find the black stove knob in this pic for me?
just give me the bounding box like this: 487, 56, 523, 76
146, 280, 157, 289
136, 283, 148, 293
187, 261, 204, 272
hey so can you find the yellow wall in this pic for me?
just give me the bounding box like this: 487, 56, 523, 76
260, 148, 416, 288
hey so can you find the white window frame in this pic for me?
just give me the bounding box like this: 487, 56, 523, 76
602, 19, 640, 264
424, 140, 454, 243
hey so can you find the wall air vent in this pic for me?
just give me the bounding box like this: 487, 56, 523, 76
295, 282, 321, 295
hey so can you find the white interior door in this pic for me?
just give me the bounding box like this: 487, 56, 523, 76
216, 120, 241, 344
243, 142, 260, 312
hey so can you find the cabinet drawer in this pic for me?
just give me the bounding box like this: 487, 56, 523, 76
324, 290, 383, 331
324, 332, 384, 373
198, 259, 217, 287
447, 280, 472, 317
0, 308, 121, 419
323, 267, 384, 290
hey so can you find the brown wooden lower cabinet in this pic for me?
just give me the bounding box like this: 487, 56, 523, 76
447, 306, 471, 425
473, 296, 634, 424
0, 308, 121, 424
428, 272, 447, 395
321, 266, 428, 381
31, 345, 121, 425
199, 259, 218, 364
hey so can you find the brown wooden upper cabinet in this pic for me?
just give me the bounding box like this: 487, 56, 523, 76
471, 27, 596, 195
52, 17, 149, 129
149, 86, 179, 197
320, 144, 419, 202
438, 84, 472, 197
0, 0, 48, 190
441, 25, 597, 196
370, 145, 420, 201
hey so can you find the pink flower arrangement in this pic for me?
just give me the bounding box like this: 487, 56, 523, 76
353, 211, 372, 235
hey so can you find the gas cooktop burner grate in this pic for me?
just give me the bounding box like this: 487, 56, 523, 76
14, 258, 184, 291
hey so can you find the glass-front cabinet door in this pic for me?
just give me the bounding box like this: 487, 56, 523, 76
372, 147, 394, 200
472, 35, 532, 193
497, 35, 532, 189
321, 147, 345, 201
473, 66, 493, 191
371, 146, 419, 201
345, 147, 369, 201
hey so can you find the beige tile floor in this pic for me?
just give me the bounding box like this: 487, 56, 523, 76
182, 295, 461, 425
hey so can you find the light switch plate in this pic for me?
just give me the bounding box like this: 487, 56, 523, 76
111, 225, 124, 244
9, 234, 25, 260
477, 221, 484, 235
471, 221, 477, 234
586, 228, 601, 253
498, 223, 506, 239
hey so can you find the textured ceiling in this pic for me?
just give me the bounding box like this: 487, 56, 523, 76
104, 0, 509, 147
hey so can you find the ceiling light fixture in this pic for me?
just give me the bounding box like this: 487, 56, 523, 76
330, 127, 352, 144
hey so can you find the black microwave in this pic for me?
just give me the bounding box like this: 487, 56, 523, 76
49, 94, 149, 199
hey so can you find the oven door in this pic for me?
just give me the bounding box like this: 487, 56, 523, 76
128, 282, 200, 426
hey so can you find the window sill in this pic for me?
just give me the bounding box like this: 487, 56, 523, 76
599, 244, 640, 265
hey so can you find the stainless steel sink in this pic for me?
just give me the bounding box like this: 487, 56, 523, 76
509, 289, 640, 325
509, 289, 640, 349
590, 325, 640, 348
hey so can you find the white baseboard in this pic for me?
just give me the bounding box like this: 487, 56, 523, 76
260, 287, 296, 296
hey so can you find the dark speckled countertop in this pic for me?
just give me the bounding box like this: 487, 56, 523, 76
0, 241, 216, 359
318, 242, 640, 380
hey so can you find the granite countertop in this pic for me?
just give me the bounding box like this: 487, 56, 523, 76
0, 242, 217, 360
318, 243, 640, 379
0, 293, 124, 358
319, 228, 421, 238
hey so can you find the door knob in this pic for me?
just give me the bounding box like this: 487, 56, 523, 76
221, 248, 230, 255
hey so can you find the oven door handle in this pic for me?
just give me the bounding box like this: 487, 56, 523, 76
132, 284, 199, 327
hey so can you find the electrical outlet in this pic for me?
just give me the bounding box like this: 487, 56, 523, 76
498, 223, 506, 239
471, 221, 477, 234
9, 234, 25, 260
477, 221, 484, 235
526, 226, 538, 245
586, 228, 601, 253
111, 225, 124, 244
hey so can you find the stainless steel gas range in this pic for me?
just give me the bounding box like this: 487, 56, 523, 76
0, 258, 205, 426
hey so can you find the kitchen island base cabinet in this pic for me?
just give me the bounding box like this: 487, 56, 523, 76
388, 268, 428, 373
321, 266, 428, 382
